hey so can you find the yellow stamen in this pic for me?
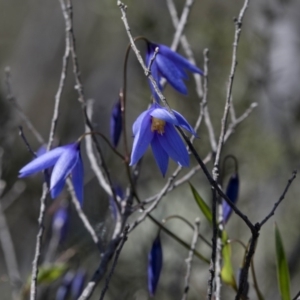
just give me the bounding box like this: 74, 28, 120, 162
151, 117, 166, 135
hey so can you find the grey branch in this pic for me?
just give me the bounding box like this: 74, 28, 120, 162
181, 218, 200, 300
0, 148, 22, 300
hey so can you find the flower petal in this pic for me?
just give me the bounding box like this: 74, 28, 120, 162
19, 146, 68, 178
130, 113, 154, 166
51, 179, 66, 199
173, 110, 197, 136
110, 100, 123, 148
156, 54, 188, 95
157, 123, 189, 167
50, 144, 79, 196
150, 107, 178, 126
132, 110, 150, 136
151, 136, 169, 176
158, 44, 204, 75
71, 154, 84, 205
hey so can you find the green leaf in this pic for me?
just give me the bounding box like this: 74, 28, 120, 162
275, 223, 291, 300
221, 230, 237, 289
189, 183, 212, 224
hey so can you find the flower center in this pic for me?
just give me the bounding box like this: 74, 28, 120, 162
151, 117, 166, 135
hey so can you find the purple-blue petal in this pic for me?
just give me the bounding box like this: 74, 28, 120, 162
130, 113, 154, 166
50, 144, 79, 196
151, 136, 169, 176
157, 123, 189, 167
158, 44, 204, 75
173, 110, 197, 136
132, 110, 151, 137
150, 108, 178, 126
51, 179, 66, 199
71, 154, 84, 205
156, 54, 188, 95
19, 146, 67, 178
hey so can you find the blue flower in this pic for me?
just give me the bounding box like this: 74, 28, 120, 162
222, 173, 239, 224
19, 142, 84, 204
148, 234, 163, 297
130, 104, 196, 176
110, 100, 122, 148
146, 42, 203, 100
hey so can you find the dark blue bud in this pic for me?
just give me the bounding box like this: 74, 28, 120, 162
148, 233, 163, 297
222, 173, 239, 224
56, 271, 74, 300
110, 100, 122, 148
52, 205, 69, 244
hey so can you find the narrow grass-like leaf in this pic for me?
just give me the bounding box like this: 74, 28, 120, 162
275, 223, 291, 300
221, 230, 237, 289
189, 182, 212, 224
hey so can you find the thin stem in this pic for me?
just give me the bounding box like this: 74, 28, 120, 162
0, 149, 22, 300
181, 218, 200, 300
99, 226, 129, 300
259, 170, 297, 227
162, 215, 211, 247
30, 184, 48, 300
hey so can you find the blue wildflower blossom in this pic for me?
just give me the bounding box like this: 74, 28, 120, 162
110, 100, 123, 148
19, 142, 84, 204
148, 233, 163, 297
146, 42, 204, 100
222, 173, 239, 224
130, 104, 196, 176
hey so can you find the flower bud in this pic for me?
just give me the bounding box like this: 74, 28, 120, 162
110, 100, 122, 148
148, 233, 163, 297
222, 173, 239, 224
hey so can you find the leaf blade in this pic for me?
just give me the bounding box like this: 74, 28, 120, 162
189, 183, 212, 224
275, 223, 291, 300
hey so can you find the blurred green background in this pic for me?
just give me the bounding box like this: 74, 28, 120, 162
1, 0, 300, 299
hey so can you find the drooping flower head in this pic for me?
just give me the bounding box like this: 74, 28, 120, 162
146, 41, 204, 101
110, 99, 123, 148
19, 142, 84, 205
148, 233, 163, 297
222, 173, 239, 224
130, 104, 196, 176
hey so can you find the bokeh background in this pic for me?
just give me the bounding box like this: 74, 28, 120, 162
1, 0, 300, 299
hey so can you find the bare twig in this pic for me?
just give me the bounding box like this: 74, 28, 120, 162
169, 0, 195, 51
85, 99, 113, 197
146, 47, 159, 76
181, 218, 200, 300
0, 148, 22, 300
47, 5, 71, 150
292, 290, 300, 300
166, 0, 216, 149
30, 184, 48, 300
59, 0, 116, 200
99, 225, 129, 300
259, 170, 297, 227
18, 126, 37, 157
66, 179, 99, 245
